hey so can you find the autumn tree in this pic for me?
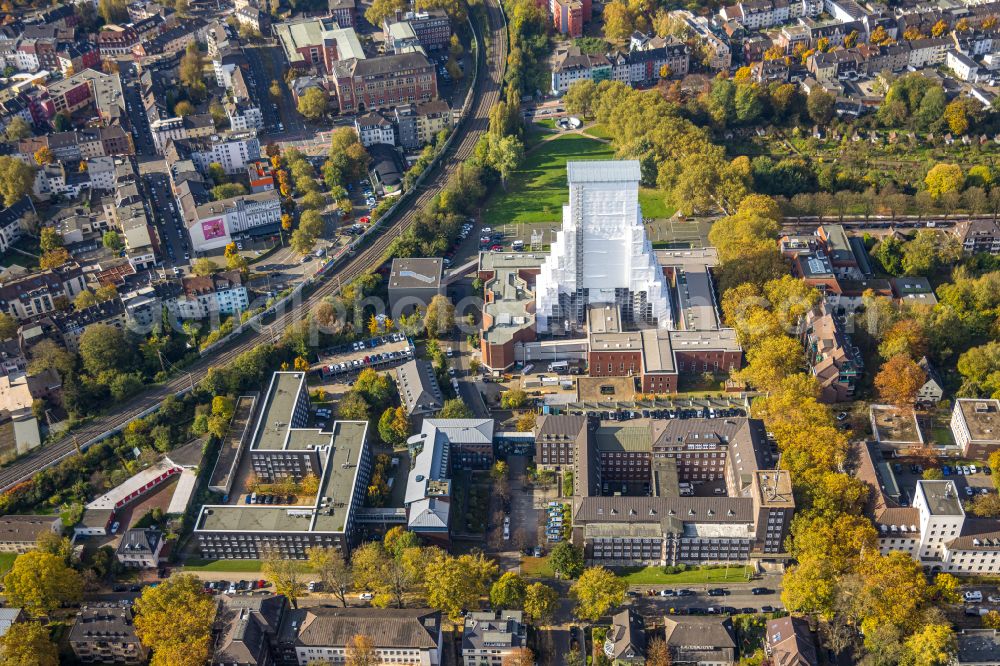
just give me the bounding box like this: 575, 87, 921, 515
735, 335, 805, 393
134, 575, 216, 666
345, 634, 379, 666
0, 312, 17, 340
523, 583, 558, 625
306, 546, 352, 607
0, 621, 58, 666
903, 624, 956, 666
925, 163, 964, 199
646, 638, 672, 666
365, 0, 407, 27
570, 566, 627, 622
438, 398, 472, 418
34, 146, 53, 165
425, 551, 499, 621
262, 549, 306, 607
502, 647, 536, 666
0, 156, 35, 206
297, 87, 329, 120
875, 354, 927, 406
3, 551, 83, 617
490, 572, 527, 610
602, 1, 633, 41
378, 406, 410, 445
550, 541, 584, 578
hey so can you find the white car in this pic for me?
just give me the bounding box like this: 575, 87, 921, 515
359, 592, 374, 600
988, 595, 1000, 603
970, 465, 979, 474
963, 466, 972, 475
965, 591, 984, 602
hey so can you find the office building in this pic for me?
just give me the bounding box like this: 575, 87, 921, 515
387, 257, 443, 317
194, 372, 372, 559
951, 399, 1000, 459
461, 610, 527, 665
331, 52, 438, 114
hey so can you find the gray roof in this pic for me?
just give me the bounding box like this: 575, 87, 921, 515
396, 359, 443, 416
918, 480, 964, 516
664, 616, 736, 649
405, 419, 493, 506
956, 629, 1000, 665
213, 594, 286, 666
462, 611, 525, 652
0, 608, 23, 638
567, 160, 641, 183
284, 607, 441, 649
0, 515, 59, 543
116, 528, 161, 556
575, 495, 754, 529
389, 257, 443, 289
606, 609, 645, 660
69, 606, 143, 646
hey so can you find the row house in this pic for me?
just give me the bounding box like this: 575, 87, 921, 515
328, 0, 357, 27
48, 299, 127, 352
97, 24, 140, 57
175, 270, 249, 319
225, 67, 263, 132
550, 47, 611, 93
149, 113, 215, 154
0, 263, 87, 321
718, 0, 822, 31
165, 132, 261, 175
330, 52, 438, 114
670, 11, 732, 70
610, 42, 690, 85
0, 197, 34, 256
133, 22, 206, 60
799, 17, 866, 49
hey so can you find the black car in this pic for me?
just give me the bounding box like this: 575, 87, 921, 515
707, 588, 727, 596
676, 589, 694, 596
721, 606, 737, 615
761, 605, 775, 612
750, 587, 770, 595
740, 607, 756, 614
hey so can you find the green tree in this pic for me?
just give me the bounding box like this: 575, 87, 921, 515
3, 551, 83, 617
570, 566, 626, 622
424, 294, 455, 338
0, 312, 18, 340
192, 258, 219, 276
0, 621, 59, 666
206, 162, 226, 185
134, 574, 216, 666
550, 541, 584, 578
262, 550, 306, 608
338, 391, 371, 420
438, 398, 472, 418
78, 324, 134, 376
490, 572, 527, 610
297, 87, 329, 120
4, 117, 31, 143
178, 42, 206, 101
488, 135, 524, 190
500, 389, 529, 409
378, 406, 411, 445
212, 183, 247, 200
806, 88, 835, 124
74, 290, 98, 310
102, 230, 123, 252
903, 624, 956, 666
563, 80, 598, 118
40, 227, 63, 253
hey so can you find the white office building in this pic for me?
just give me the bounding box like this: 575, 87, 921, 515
535, 160, 672, 333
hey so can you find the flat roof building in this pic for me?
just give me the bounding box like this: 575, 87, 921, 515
388, 257, 444, 318
194, 372, 372, 559
951, 398, 1000, 458
396, 359, 444, 416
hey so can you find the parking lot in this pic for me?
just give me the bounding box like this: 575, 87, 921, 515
317, 333, 415, 378
883, 457, 995, 505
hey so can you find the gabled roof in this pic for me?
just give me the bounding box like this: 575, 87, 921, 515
288, 608, 441, 649
766, 616, 818, 666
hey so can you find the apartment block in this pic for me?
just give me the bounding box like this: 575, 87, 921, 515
951, 399, 1000, 459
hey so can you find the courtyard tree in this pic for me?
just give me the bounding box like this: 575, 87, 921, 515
550, 541, 584, 579
570, 566, 627, 622
424, 294, 455, 338
134, 574, 216, 666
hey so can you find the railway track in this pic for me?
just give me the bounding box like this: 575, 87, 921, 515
0, 0, 508, 493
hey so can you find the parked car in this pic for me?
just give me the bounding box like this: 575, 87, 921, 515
359, 592, 374, 600
707, 588, 727, 596
965, 591, 983, 602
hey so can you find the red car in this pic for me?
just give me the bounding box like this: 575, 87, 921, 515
359, 216, 370, 224
490, 244, 503, 252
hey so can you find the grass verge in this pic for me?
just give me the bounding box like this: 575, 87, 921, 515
0, 552, 17, 578
617, 565, 755, 585
521, 556, 555, 579
182, 559, 265, 573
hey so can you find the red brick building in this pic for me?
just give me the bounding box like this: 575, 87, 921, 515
331, 52, 438, 114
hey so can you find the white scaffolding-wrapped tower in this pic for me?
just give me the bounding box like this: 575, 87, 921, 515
535, 160, 673, 333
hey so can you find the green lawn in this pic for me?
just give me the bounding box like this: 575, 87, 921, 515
482, 134, 616, 227
533, 118, 558, 130
182, 559, 265, 573
583, 123, 612, 140
482, 134, 670, 226
617, 565, 755, 585
0, 552, 17, 577
639, 188, 676, 219
521, 556, 555, 579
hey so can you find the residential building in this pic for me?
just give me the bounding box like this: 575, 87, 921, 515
0, 607, 25, 639
0, 197, 34, 256
551, 0, 586, 37
194, 372, 372, 558
536, 161, 671, 333
551, 47, 612, 93
413, 100, 452, 146
663, 616, 737, 665
354, 111, 396, 147
765, 616, 818, 666
227, 99, 264, 133
211, 594, 286, 666
719, 0, 822, 29
388, 257, 444, 316
610, 42, 690, 84
0, 263, 87, 320
890, 276, 937, 308
535, 414, 588, 472
951, 398, 1000, 459
330, 52, 438, 114
44, 68, 124, 126
0, 514, 60, 553
166, 133, 261, 175
328, 0, 357, 27
276, 607, 442, 665
396, 359, 444, 416
801, 302, 862, 403
671, 10, 731, 70
462, 611, 527, 665
97, 24, 140, 56
149, 113, 216, 154
176, 270, 250, 319
953, 219, 1000, 255
0, 369, 61, 419
48, 298, 127, 352
916, 357, 944, 405
604, 609, 646, 664
115, 528, 163, 568
69, 605, 149, 665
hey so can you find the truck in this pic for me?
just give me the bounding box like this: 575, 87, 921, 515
548, 361, 569, 374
